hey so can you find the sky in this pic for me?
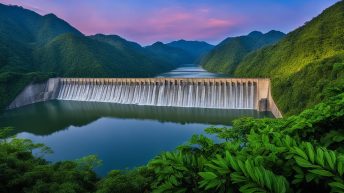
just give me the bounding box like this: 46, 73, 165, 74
0, 0, 340, 45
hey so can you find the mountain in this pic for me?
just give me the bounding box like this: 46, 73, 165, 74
89, 36, 212, 67
0, 4, 86, 110
0, 3, 215, 110
145, 42, 194, 66
0, 4, 82, 44
91, 34, 193, 70
0, 4, 176, 109
201, 30, 285, 73
34, 34, 174, 77
0, 4, 82, 73
234, 1, 344, 115
0, 3, 178, 77
89, 34, 142, 51
166, 40, 214, 62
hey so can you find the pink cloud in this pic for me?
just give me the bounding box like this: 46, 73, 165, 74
0, 0, 338, 44
0, 0, 244, 44
5, 0, 334, 45
105, 7, 241, 44
49, 5, 241, 45
207, 19, 233, 27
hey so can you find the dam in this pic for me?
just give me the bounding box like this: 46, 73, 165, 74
8, 78, 282, 118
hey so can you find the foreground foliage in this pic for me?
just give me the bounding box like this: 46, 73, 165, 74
0, 93, 343, 193
148, 93, 344, 193
0, 129, 99, 193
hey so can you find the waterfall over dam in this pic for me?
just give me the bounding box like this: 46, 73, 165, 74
8, 78, 282, 118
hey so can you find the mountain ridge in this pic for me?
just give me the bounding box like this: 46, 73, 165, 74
145, 41, 195, 66
234, 0, 344, 115
166, 40, 214, 63
0, 3, 210, 109
201, 30, 285, 73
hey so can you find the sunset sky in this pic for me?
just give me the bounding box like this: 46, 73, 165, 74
0, 0, 339, 45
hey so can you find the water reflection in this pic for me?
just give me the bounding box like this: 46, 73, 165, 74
0, 101, 272, 175
0, 65, 272, 175
0, 100, 271, 136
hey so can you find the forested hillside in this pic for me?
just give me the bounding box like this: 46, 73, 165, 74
0, 4, 182, 77
167, 40, 214, 63
0, 4, 84, 110
145, 42, 195, 66
201, 31, 285, 73
198, 1, 344, 115
0, 4, 205, 110
90, 34, 194, 69
0, 4, 82, 73
34, 34, 174, 77
235, 0, 344, 115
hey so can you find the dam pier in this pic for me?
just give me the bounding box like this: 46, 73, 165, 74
8, 78, 282, 118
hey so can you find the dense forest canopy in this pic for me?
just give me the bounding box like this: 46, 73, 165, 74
201, 31, 285, 74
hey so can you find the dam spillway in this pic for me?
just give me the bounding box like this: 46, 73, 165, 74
58, 78, 257, 109
8, 78, 283, 118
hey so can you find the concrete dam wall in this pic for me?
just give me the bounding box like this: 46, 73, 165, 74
8, 78, 283, 118
8, 78, 61, 109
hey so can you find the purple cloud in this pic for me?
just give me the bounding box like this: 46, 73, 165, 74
0, 0, 339, 45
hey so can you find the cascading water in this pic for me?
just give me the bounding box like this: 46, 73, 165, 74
57, 79, 257, 109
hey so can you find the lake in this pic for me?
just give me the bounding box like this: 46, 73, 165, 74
0, 65, 271, 176
156, 64, 229, 78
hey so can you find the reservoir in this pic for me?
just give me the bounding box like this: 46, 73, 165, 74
0, 65, 272, 175
156, 64, 228, 78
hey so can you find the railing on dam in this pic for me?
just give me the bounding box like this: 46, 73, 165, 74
8, 78, 283, 118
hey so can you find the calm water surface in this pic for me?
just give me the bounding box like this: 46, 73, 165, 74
0, 65, 271, 176
157, 64, 228, 78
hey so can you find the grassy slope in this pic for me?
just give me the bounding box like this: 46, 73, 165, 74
201, 31, 285, 73
234, 1, 344, 115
